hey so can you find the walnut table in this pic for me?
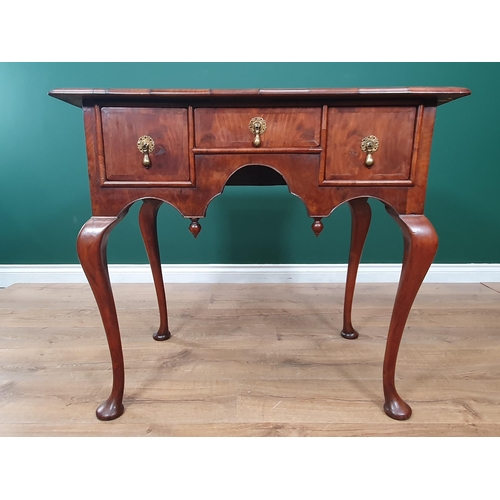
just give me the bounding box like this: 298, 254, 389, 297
49, 87, 471, 421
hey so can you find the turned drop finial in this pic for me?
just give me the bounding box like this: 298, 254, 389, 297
311, 217, 324, 237
189, 219, 202, 238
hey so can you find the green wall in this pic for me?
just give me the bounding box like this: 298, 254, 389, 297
0, 63, 498, 265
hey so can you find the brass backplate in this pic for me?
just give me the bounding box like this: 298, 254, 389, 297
360, 135, 379, 153
137, 135, 155, 154
248, 117, 267, 135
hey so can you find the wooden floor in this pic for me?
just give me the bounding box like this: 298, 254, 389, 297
0, 281, 499, 436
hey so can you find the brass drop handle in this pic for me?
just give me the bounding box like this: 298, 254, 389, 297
137, 135, 155, 168
360, 135, 380, 168
249, 117, 267, 147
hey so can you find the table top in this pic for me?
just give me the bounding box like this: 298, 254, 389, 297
48, 87, 472, 108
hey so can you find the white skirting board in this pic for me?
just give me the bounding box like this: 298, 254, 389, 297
0, 264, 499, 287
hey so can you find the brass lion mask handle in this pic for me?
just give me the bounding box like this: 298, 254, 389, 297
360, 135, 380, 168
137, 135, 155, 168
249, 117, 267, 147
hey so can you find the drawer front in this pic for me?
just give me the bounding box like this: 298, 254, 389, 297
194, 107, 322, 148
101, 107, 190, 183
324, 107, 417, 182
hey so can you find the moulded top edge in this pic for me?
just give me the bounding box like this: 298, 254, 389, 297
48, 87, 472, 107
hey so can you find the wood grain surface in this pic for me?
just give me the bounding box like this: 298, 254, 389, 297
0, 282, 499, 436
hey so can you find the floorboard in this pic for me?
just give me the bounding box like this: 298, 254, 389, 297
1, 282, 499, 436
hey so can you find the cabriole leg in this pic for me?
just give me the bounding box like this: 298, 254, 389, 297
76, 215, 127, 421
341, 197, 372, 340
383, 208, 438, 420
138, 199, 171, 341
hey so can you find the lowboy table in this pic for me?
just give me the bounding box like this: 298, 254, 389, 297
49, 87, 470, 421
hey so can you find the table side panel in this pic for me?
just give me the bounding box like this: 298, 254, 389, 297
405, 106, 437, 213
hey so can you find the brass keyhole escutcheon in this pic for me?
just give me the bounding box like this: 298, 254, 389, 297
360, 135, 380, 168
249, 117, 267, 147
137, 135, 155, 168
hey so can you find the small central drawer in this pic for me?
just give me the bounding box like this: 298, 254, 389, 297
194, 107, 322, 149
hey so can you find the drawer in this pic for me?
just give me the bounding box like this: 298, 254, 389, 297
194, 107, 322, 148
324, 107, 417, 182
101, 107, 190, 183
